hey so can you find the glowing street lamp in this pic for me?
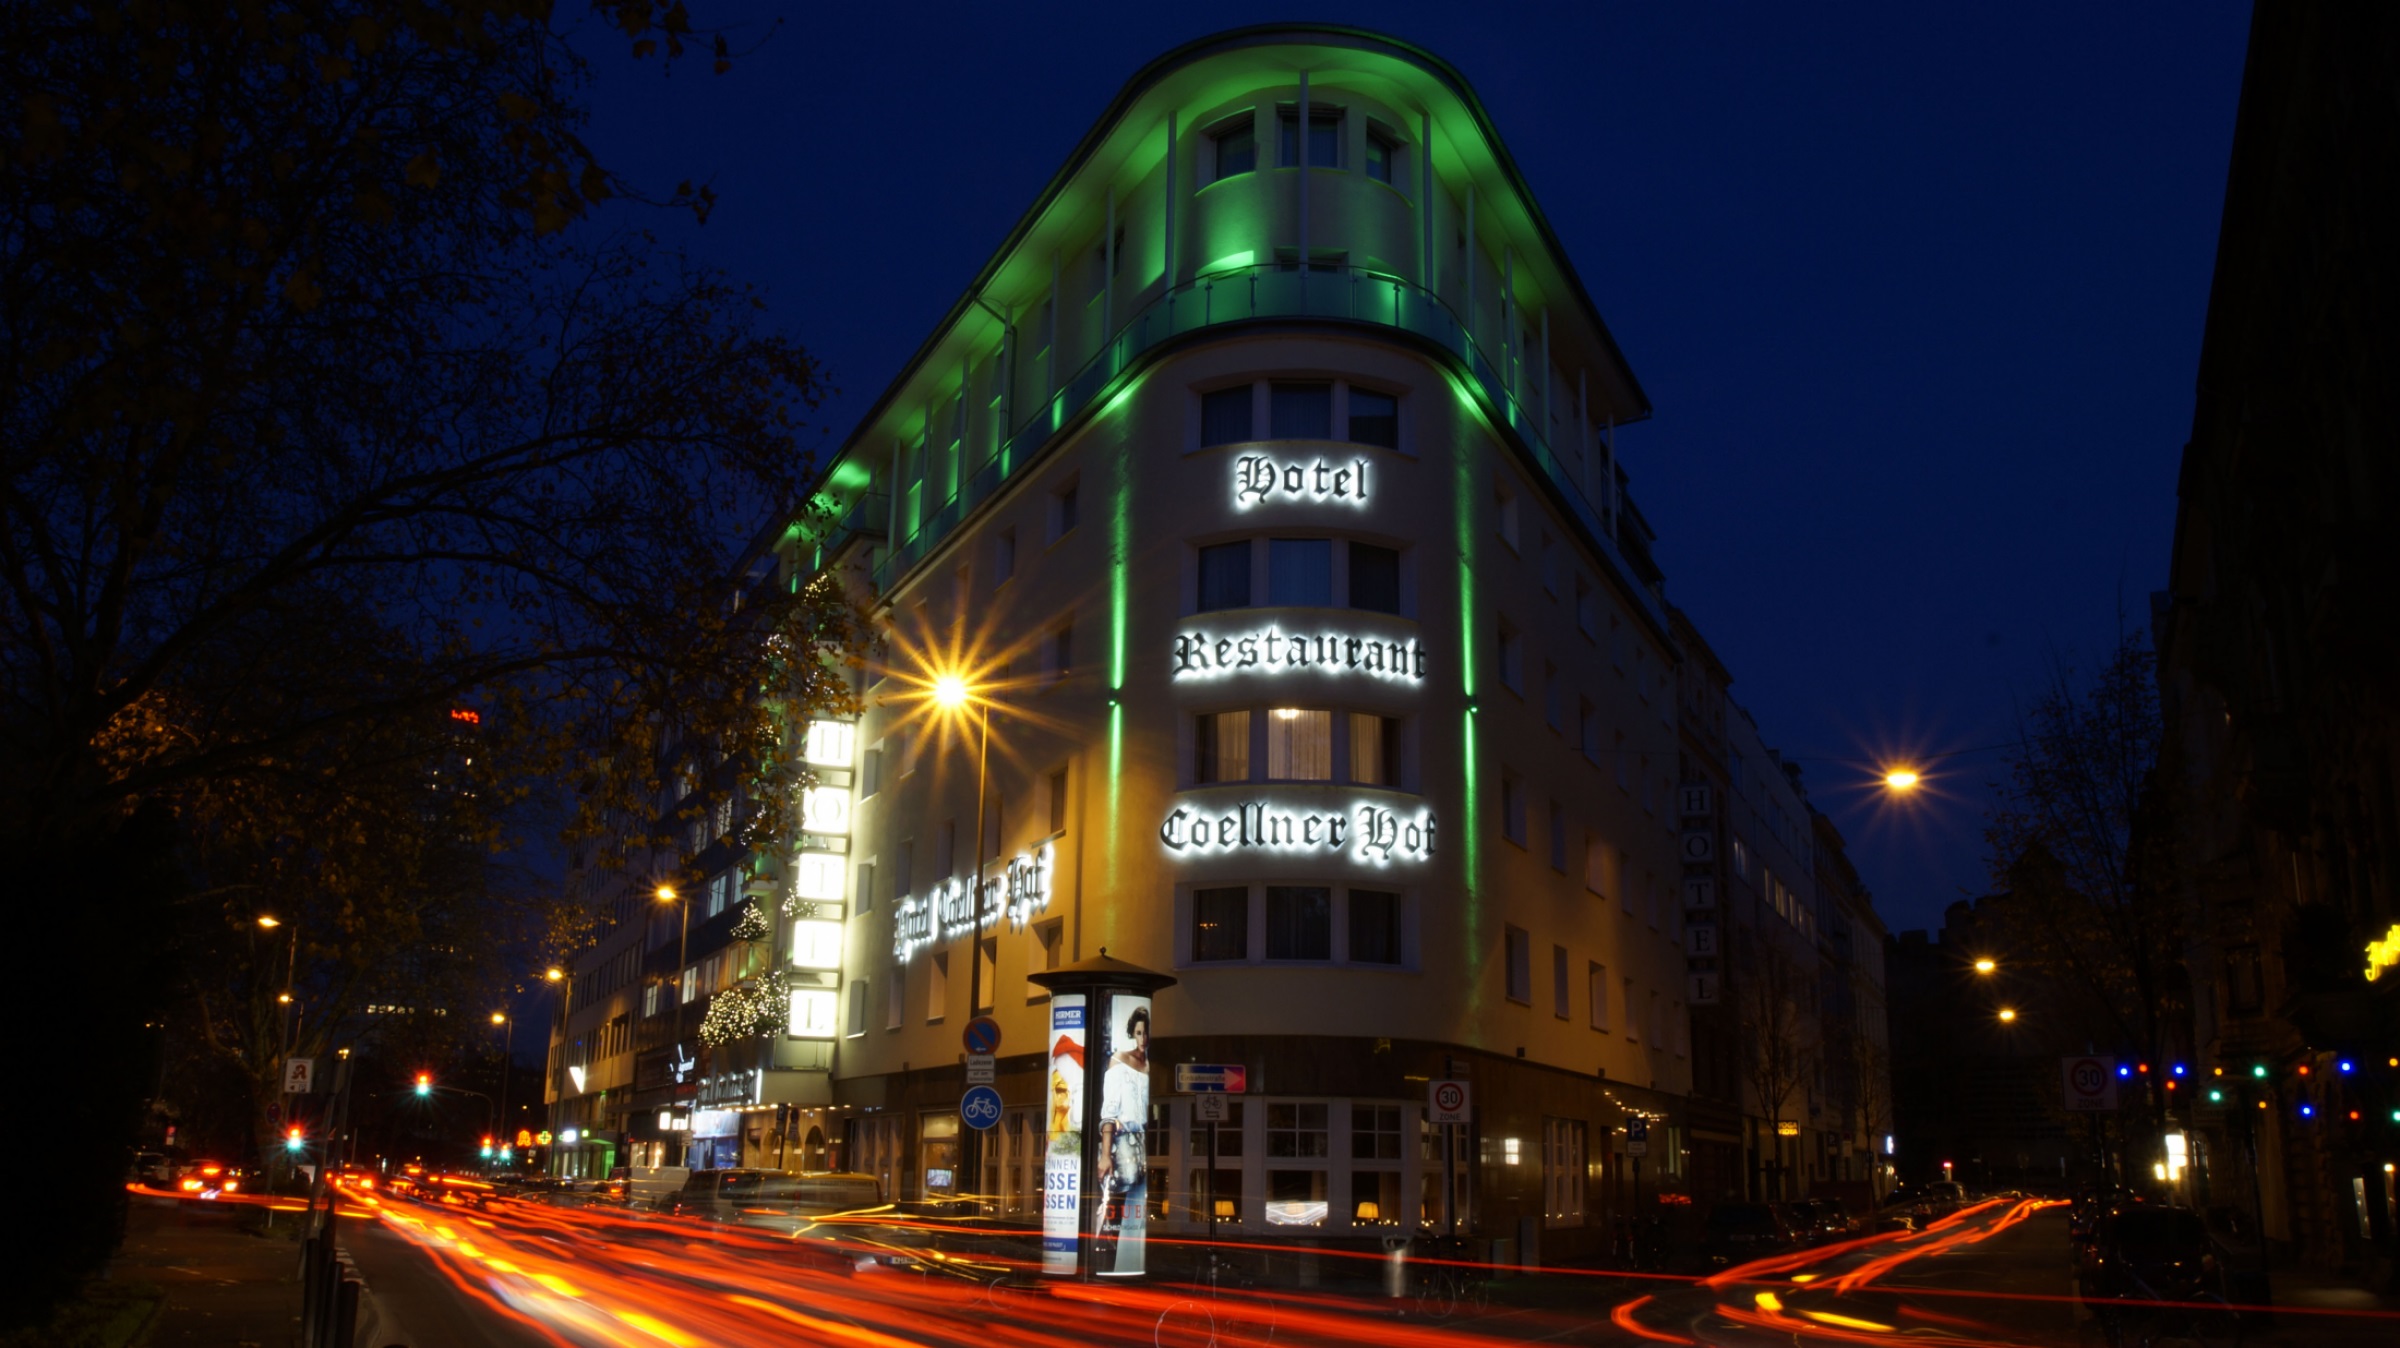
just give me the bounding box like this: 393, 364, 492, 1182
1882, 768, 1921, 791
1997, 1007, 2018, 1023
928, 665, 1001, 1202
1974, 958, 1997, 975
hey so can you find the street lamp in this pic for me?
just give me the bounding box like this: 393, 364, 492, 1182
1974, 958, 1997, 975
491, 1011, 514, 1167
933, 668, 997, 1203
1882, 767, 1921, 791
1997, 1007, 2018, 1023
257, 915, 299, 1059
658, 884, 692, 1162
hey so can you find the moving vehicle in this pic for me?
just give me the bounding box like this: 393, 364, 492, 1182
669, 1169, 883, 1231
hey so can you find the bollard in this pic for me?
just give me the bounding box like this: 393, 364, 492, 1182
300, 1236, 323, 1345
1382, 1236, 1410, 1299
334, 1272, 362, 1347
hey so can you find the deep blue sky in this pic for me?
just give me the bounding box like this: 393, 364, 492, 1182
579, 2, 2252, 936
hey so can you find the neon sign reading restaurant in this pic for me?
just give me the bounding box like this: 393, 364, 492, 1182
1173, 627, 1428, 683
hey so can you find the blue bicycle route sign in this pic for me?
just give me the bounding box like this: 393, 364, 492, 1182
961, 1084, 1004, 1130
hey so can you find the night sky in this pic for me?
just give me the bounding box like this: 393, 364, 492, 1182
580, 2, 2253, 936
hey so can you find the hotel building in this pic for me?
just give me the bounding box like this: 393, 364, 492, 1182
547, 24, 1880, 1262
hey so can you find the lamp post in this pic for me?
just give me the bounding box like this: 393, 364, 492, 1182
491, 1011, 514, 1165
657, 884, 692, 1164
934, 672, 996, 1203
257, 914, 299, 1059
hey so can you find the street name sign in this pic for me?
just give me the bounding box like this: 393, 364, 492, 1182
2062, 1056, 2118, 1112
1175, 1063, 1248, 1093
1428, 1079, 1471, 1124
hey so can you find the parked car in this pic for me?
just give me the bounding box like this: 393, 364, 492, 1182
1700, 1202, 1797, 1267
2076, 1205, 2223, 1307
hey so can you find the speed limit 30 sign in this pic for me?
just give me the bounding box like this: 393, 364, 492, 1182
2061, 1056, 2118, 1111
1428, 1079, 1471, 1124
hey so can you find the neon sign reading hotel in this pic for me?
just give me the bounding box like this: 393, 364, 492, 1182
1173, 627, 1428, 683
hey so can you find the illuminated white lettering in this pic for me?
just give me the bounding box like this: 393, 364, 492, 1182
1159, 800, 1434, 866
1230, 455, 1373, 510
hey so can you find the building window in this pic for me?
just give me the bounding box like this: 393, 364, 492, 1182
1348, 388, 1398, 448
855, 861, 876, 914
1552, 945, 1570, 1019
1348, 542, 1400, 613
976, 937, 997, 1013
1052, 479, 1079, 539
1048, 766, 1069, 834
1277, 108, 1340, 167
1348, 712, 1400, 787
1265, 885, 1332, 961
1497, 619, 1523, 692
994, 527, 1016, 584
1266, 708, 1332, 780
1588, 962, 1610, 1031
1504, 926, 1532, 1003
1195, 710, 1252, 783
1268, 537, 1332, 605
928, 951, 948, 1022
2226, 946, 2264, 1014
1548, 800, 1567, 871
1212, 120, 1256, 178
1501, 771, 1526, 845
1349, 890, 1401, 965
1623, 977, 1639, 1042
1544, 1118, 1587, 1227
847, 980, 867, 1037
1193, 887, 1249, 962
1575, 577, 1596, 635
1201, 385, 1254, 446
1269, 381, 1334, 440
1577, 698, 1598, 761
1544, 661, 1562, 730
1049, 622, 1073, 680
1029, 921, 1063, 999
1197, 540, 1252, 611
1494, 481, 1520, 550
1647, 989, 1662, 1049
935, 819, 956, 881
1540, 532, 1560, 594
1613, 731, 1629, 789
1363, 127, 1397, 184
886, 965, 905, 1030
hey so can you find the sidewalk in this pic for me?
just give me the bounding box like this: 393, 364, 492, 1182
110, 1195, 303, 1347
2253, 1262, 2400, 1347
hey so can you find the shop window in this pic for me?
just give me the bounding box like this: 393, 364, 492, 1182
1505, 926, 1531, 1003
1348, 388, 1398, 448
1268, 537, 1332, 605
1265, 885, 1332, 961
1201, 385, 1254, 446
1270, 381, 1334, 440
1195, 710, 1252, 783
1192, 887, 1249, 963
1348, 712, 1400, 787
1544, 1119, 1587, 1228
1197, 540, 1252, 611
1267, 708, 1332, 780
1348, 542, 1400, 613
1267, 1102, 1329, 1158
1349, 890, 1401, 965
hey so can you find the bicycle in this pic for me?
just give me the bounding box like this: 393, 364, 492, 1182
1154, 1248, 1277, 1348
1408, 1234, 1488, 1319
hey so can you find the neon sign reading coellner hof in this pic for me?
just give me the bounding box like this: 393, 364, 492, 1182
1160, 799, 1436, 865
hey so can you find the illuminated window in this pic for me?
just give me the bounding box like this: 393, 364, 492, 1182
847, 981, 867, 1038
1192, 887, 1249, 962
1268, 538, 1332, 605
1348, 890, 1401, 965
1347, 712, 1400, 787
1194, 710, 1251, 783
1265, 886, 1332, 960
1197, 541, 1251, 611
1266, 708, 1332, 780
1201, 386, 1254, 446
1544, 1119, 1587, 1227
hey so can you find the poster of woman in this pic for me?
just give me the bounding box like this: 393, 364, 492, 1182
1094, 993, 1151, 1275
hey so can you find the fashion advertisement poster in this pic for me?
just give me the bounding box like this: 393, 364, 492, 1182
1094, 991, 1152, 1276
1040, 994, 1086, 1275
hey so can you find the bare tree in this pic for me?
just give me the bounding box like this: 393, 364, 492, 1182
1734, 929, 1820, 1198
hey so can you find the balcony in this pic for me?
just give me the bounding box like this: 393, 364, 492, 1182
864, 266, 1660, 630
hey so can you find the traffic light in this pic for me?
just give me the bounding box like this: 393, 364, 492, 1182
414, 1072, 432, 1097
2252, 1064, 2269, 1079
285, 1126, 304, 1151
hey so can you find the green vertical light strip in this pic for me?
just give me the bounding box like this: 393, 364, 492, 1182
1455, 415, 1485, 1012
1105, 405, 1132, 909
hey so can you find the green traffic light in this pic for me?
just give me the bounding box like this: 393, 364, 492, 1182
2252, 1064, 2269, 1078
2208, 1089, 2224, 1103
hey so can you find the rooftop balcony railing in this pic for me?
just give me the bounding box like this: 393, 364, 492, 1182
861, 265, 1660, 628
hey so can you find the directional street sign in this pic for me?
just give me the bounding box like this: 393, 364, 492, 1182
1175, 1063, 1248, 1093
965, 1053, 996, 1084
1193, 1094, 1229, 1123
962, 1016, 1002, 1056
1428, 1079, 1471, 1124
961, 1085, 1004, 1131
2062, 1056, 2118, 1112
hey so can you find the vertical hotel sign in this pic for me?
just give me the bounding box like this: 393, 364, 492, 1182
1042, 995, 1087, 1275
1679, 783, 1721, 1006
788, 719, 857, 1037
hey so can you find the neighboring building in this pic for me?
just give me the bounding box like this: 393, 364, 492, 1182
1814, 808, 1893, 1202
1720, 711, 1824, 1200
2155, 4, 2399, 1273
547, 24, 1883, 1261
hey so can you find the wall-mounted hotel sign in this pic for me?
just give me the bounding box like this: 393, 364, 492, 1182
1159, 799, 1435, 865
891, 842, 1056, 962
1233, 455, 1371, 510
1172, 626, 1428, 684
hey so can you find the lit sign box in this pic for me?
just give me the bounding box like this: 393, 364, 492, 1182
1233, 455, 1371, 509
1173, 627, 1427, 683
891, 843, 1055, 961
1160, 800, 1435, 865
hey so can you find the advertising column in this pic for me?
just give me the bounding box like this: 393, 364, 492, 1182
1041, 995, 1087, 1275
